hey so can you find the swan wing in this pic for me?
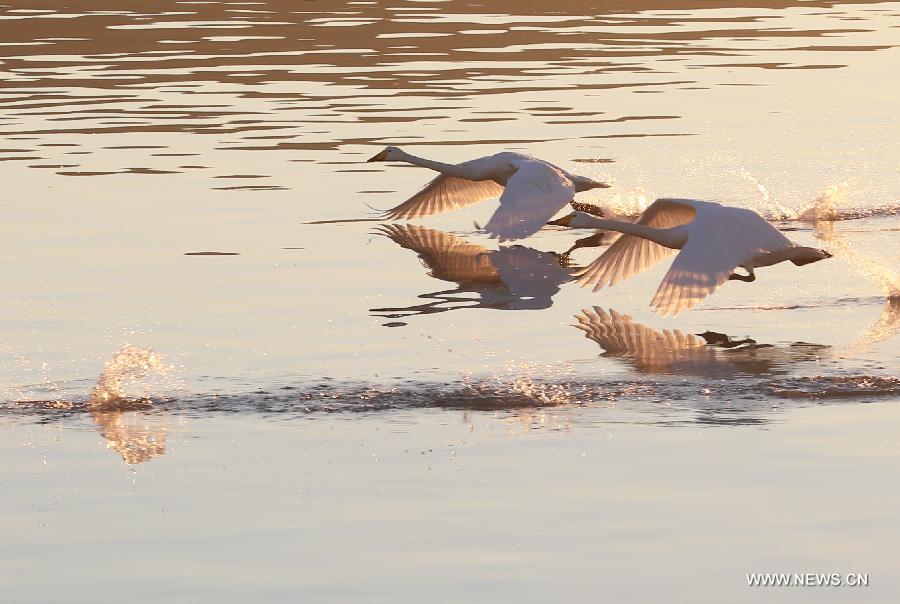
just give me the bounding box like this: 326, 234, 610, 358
574, 306, 705, 354
574, 198, 697, 291
651, 206, 794, 316
382, 169, 504, 220
483, 161, 575, 241
376, 224, 498, 282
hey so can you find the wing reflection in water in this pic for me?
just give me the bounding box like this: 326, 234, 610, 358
575, 306, 827, 377
372, 224, 597, 318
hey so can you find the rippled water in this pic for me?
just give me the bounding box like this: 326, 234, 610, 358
2, 1, 899, 602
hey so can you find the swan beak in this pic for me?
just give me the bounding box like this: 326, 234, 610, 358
822, 250, 833, 258
367, 149, 390, 162
547, 213, 574, 227
594, 181, 611, 189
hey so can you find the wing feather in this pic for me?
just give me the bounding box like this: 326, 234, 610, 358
483, 161, 575, 242
574, 198, 697, 291
382, 171, 504, 220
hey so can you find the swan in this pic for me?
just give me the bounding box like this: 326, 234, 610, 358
367, 146, 610, 241
574, 198, 833, 316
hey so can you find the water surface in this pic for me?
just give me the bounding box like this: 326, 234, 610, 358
2, 1, 899, 602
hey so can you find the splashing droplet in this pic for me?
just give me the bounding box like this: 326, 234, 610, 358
798, 181, 849, 221
741, 171, 796, 220
606, 187, 650, 218
89, 346, 172, 408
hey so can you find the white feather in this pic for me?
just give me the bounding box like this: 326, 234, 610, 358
574, 198, 695, 291
576, 198, 796, 316
382, 172, 504, 220
483, 161, 575, 242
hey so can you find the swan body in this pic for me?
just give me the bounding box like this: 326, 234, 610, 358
575, 198, 832, 316
367, 146, 609, 241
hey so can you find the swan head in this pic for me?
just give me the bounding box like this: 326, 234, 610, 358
547, 211, 605, 229
571, 175, 611, 193
547, 212, 578, 227
367, 146, 405, 162
792, 248, 834, 266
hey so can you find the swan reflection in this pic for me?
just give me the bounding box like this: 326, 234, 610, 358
372, 224, 595, 318
575, 306, 826, 376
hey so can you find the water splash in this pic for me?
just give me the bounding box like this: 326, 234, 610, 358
849, 298, 900, 349
741, 171, 796, 220
799, 181, 900, 221
87, 347, 175, 464
461, 360, 577, 407
604, 187, 651, 218
89, 345, 174, 409
798, 181, 849, 221
744, 175, 900, 222
487, 360, 577, 406
800, 183, 900, 351
814, 219, 900, 297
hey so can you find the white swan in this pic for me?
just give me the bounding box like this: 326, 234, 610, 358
367, 146, 609, 241
575, 198, 833, 316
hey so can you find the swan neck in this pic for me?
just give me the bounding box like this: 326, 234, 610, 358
596, 219, 684, 249
396, 151, 456, 174
572, 213, 607, 228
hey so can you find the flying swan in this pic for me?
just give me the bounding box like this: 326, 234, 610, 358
367, 146, 609, 241
574, 198, 832, 316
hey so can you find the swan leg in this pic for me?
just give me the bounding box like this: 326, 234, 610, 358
728, 267, 756, 282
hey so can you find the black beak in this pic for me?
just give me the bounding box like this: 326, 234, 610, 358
367, 149, 389, 162
547, 215, 572, 227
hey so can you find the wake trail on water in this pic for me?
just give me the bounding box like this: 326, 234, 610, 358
5, 348, 899, 423
746, 177, 900, 222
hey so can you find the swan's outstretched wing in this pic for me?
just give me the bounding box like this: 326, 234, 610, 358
483, 161, 575, 241
376, 224, 498, 283
382, 171, 504, 220
574, 198, 696, 291
651, 206, 793, 316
